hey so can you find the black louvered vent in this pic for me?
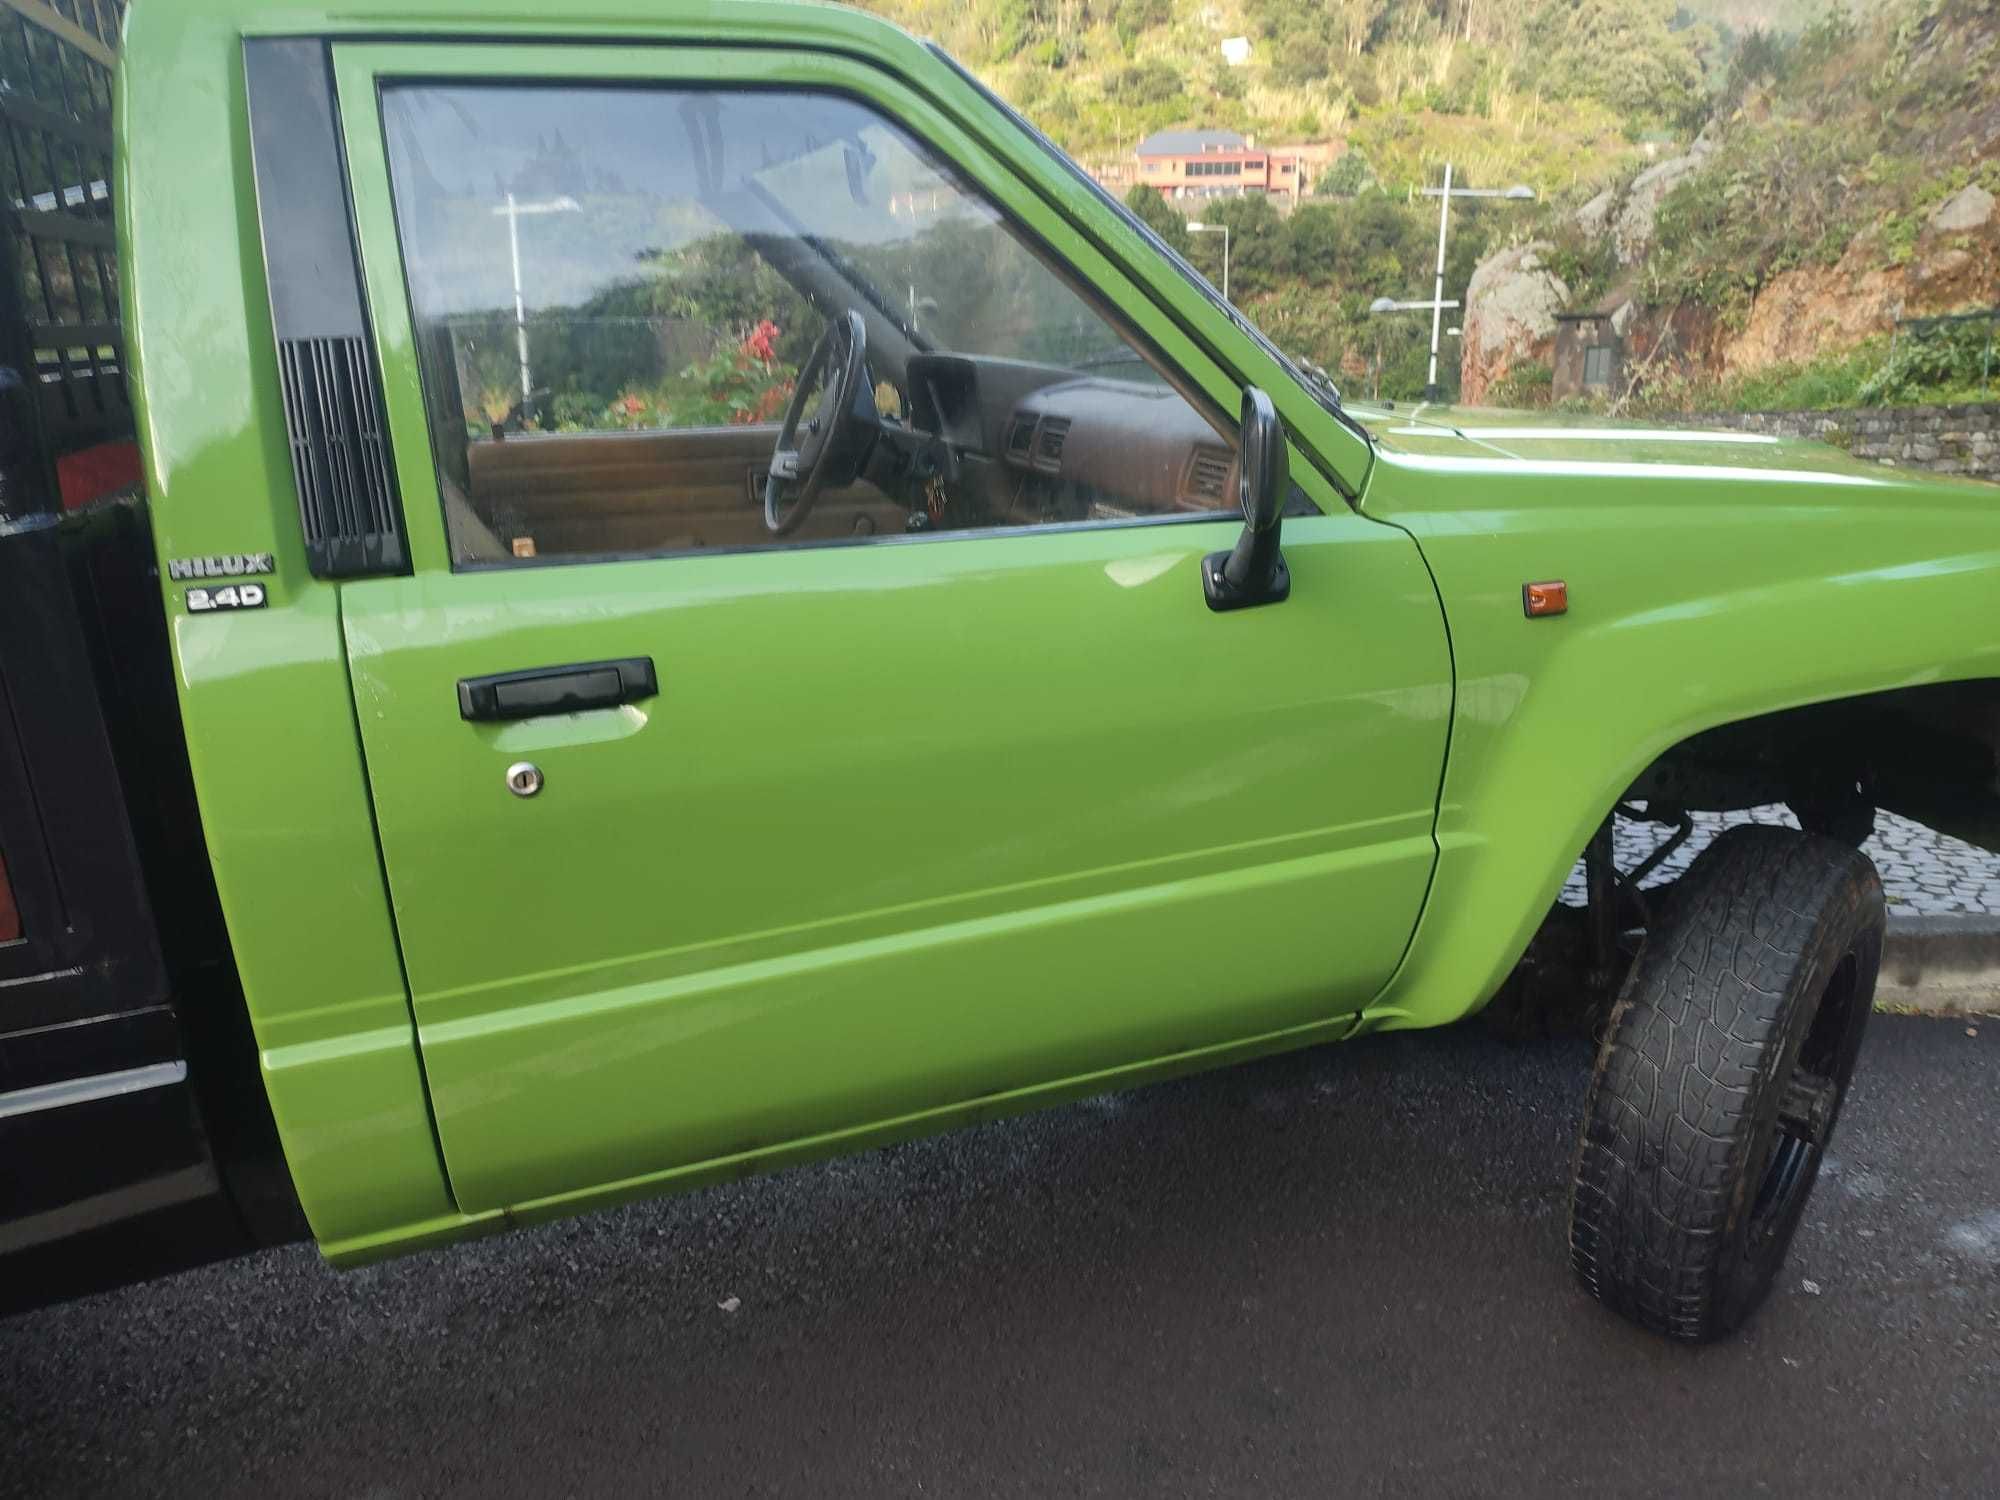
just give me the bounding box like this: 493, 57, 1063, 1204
277, 336, 405, 576
245, 39, 408, 579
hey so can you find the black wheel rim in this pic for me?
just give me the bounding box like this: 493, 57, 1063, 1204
1746, 950, 1861, 1248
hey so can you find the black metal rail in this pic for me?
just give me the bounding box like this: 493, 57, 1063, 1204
0, 0, 130, 522
0, 0, 305, 1312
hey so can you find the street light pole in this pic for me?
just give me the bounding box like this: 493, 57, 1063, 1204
493, 193, 582, 407
1186, 221, 1231, 303
1424, 163, 1452, 403
1415, 168, 1538, 402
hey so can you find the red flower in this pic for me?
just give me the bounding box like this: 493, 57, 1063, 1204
743, 319, 780, 365
732, 379, 794, 426
621, 394, 644, 415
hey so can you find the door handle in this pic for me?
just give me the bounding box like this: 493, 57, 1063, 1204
457, 657, 658, 722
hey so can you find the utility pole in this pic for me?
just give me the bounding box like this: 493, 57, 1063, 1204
1424, 162, 1452, 403
1416, 168, 1537, 402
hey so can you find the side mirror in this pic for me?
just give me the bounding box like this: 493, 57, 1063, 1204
1202, 387, 1291, 612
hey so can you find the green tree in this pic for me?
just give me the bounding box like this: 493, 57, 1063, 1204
1316, 149, 1374, 197
1199, 193, 1291, 296
1122, 183, 1191, 256
1111, 0, 1171, 50
1285, 202, 1346, 286
1518, 0, 1708, 131
1329, 193, 1431, 296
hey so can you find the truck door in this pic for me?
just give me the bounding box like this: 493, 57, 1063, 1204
325, 42, 1452, 1214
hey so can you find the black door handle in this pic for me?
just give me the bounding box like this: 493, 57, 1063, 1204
457, 657, 658, 722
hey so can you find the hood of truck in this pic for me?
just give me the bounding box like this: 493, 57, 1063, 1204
1350, 397, 2000, 584
1344, 403, 1913, 484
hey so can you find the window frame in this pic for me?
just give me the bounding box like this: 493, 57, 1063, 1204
334, 42, 1309, 576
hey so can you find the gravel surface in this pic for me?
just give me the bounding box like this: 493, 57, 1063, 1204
4, 1016, 1996, 1498
1563, 807, 2000, 915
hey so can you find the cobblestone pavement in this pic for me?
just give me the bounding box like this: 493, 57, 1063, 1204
1562, 807, 2000, 916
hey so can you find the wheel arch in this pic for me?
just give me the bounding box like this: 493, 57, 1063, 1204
1362, 676, 2000, 1034
1629, 678, 2000, 851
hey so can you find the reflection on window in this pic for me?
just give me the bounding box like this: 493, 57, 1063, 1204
381, 83, 1235, 565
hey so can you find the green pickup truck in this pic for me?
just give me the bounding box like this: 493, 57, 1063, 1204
3, 0, 1997, 1344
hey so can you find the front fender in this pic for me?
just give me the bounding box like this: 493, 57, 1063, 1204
1359, 448, 2000, 1030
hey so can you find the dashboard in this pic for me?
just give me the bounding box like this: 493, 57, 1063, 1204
906, 353, 1239, 521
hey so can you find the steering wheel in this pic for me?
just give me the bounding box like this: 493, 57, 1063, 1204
765, 310, 869, 536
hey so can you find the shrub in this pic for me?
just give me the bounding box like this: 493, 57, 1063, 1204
1488, 360, 1554, 408
1858, 319, 1999, 405
1315, 149, 1373, 198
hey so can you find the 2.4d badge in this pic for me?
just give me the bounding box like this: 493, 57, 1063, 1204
186, 583, 267, 612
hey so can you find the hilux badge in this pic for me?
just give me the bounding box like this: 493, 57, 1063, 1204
166, 552, 275, 581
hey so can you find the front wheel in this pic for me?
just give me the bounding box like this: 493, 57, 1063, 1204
1568, 824, 1883, 1342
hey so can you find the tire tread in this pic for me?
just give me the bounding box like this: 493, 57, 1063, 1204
1568, 824, 1882, 1341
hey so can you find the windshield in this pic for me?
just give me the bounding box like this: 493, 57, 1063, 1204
925, 45, 1367, 451
745, 125, 1162, 378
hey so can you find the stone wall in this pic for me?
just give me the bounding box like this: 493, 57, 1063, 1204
1687, 403, 2000, 482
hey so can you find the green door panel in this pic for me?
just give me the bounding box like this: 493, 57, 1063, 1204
342, 514, 1450, 1210
330, 38, 1447, 1215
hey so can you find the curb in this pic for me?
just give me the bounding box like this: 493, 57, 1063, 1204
1878, 914, 2000, 1016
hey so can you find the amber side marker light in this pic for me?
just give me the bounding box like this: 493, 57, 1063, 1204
1523, 580, 1568, 618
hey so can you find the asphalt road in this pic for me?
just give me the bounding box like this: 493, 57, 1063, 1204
5, 1015, 1997, 1499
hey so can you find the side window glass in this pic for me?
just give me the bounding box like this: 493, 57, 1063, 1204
381, 84, 1237, 565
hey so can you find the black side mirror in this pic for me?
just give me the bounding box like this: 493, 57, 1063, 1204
1202, 387, 1291, 612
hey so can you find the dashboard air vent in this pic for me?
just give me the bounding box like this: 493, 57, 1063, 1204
1187, 446, 1233, 504
1007, 415, 1036, 459
1036, 416, 1071, 473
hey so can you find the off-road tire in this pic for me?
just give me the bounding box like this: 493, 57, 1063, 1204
1568, 824, 1883, 1342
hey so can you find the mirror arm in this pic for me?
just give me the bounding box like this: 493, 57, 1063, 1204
1222, 523, 1285, 594
1202, 387, 1292, 612
1202, 524, 1291, 611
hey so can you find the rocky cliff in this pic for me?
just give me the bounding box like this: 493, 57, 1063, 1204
1459, 0, 2000, 407
1724, 186, 1999, 375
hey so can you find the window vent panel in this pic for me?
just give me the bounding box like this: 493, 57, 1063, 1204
245, 38, 409, 579
277, 336, 406, 576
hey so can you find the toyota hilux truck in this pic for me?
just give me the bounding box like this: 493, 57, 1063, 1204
4, 0, 1998, 1344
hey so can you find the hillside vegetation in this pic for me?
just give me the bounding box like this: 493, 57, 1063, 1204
856, 0, 1999, 408
861, 0, 1735, 188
